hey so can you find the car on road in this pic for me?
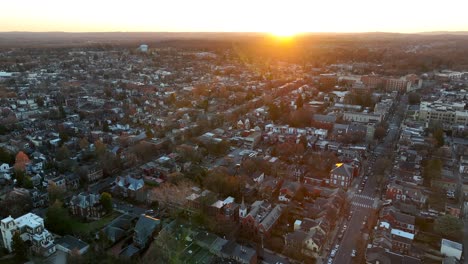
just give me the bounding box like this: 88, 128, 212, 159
327, 258, 333, 264
351, 249, 357, 257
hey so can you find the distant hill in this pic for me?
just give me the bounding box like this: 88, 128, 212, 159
0, 31, 467, 48
416, 31, 468, 35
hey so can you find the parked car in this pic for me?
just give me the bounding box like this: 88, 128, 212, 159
351, 249, 357, 257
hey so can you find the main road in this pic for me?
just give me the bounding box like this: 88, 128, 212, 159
330, 96, 406, 264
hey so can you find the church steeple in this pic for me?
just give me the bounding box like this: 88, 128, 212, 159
239, 196, 247, 218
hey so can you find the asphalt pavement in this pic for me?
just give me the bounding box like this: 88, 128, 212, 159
329, 99, 405, 264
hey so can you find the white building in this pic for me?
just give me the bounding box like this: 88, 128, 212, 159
1, 213, 56, 256
418, 101, 468, 128
343, 112, 383, 123
139, 44, 148, 53
440, 238, 462, 260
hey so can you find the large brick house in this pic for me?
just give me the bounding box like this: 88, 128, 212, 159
239, 200, 284, 237
329, 163, 358, 189
69, 192, 105, 220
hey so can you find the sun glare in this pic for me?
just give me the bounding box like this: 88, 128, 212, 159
271, 29, 299, 38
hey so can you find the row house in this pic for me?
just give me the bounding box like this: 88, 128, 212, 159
380, 206, 416, 234
239, 200, 284, 238
374, 222, 414, 255
385, 182, 428, 208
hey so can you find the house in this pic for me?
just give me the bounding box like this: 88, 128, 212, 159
390, 229, 414, 254
48, 175, 67, 190
133, 214, 160, 248
87, 167, 103, 183
385, 182, 427, 208
329, 163, 356, 189
1, 213, 56, 257
30, 188, 49, 208
65, 173, 80, 190
0, 163, 10, 173
365, 246, 421, 264
100, 214, 136, 244
440, 239, 462, 261
114, 175, 145, 199
55, 235, 89, 255
220, 240, 257, 264
284, 230, 308, 253
239, 200, 284, 237
380, 206, 416, 233
279, 181, 300, 202
284, 228, 326, 256
69, 192, 105, 220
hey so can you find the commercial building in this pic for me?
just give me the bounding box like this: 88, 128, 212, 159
418, 101, 468, 128
343, 112, 383, 123
440, 239, 462, 260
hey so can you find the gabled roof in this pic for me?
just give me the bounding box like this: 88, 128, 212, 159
330, 163, 353, 178
55, 235, 89, 252
134, 215, 160, 246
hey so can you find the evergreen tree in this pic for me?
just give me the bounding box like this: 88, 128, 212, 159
12, 232, 28, 261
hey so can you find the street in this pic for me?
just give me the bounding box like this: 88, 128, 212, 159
329, 97, 405, 264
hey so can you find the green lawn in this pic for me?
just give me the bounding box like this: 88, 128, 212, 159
71, 212, 121, 234
0, 257, 18, 264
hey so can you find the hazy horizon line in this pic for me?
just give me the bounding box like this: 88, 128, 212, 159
1, 30, 468, 34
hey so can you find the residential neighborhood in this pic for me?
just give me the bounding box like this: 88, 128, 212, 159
0, 33, 467, 264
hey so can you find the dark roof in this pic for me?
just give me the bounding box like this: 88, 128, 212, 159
313, 114, 337, 123
285, 230, 308, 244
55, 235, 89, 252
220, 241, 256, 263
119, 244, 141, 258
366, 246, 421, 264
134, 215, 160, 246
260, 249, 291, 264
331, 163, 353, 178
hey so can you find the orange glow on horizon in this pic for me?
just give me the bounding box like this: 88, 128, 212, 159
0, 0, 467, 33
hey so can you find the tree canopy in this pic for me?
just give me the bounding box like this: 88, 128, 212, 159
100, 192, 113, 213
12, 232, 28, 261
434, 214, 463, 239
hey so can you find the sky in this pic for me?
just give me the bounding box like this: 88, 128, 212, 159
1, 0, 467, 34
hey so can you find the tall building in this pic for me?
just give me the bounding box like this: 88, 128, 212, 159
385, 78, 410, 92
1, 213, 56, 257
418, 101, 468, 128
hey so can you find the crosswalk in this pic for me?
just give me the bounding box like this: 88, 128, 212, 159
351, 201, 374, 209
353, 194, 375, 201
350, 194, 378, 209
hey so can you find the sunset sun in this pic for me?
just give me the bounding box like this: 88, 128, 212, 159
271, 29, 299, 38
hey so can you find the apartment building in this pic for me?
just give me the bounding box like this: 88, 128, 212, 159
1, 213, 56, 257
418, 101, 468, 128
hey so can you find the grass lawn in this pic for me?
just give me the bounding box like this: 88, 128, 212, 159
0, 257, 19, 264
71, 212, 121, 234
